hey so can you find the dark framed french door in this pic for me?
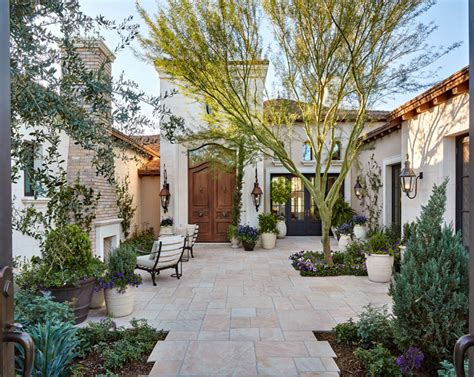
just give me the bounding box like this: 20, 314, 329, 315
391, 163, 402, 232
271, 174, 341, 236
456, 134, 470, 249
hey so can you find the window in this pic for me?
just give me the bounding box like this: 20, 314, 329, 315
302, 141, 313, 161
332, 141, 342, 160
24, 142, 35, 197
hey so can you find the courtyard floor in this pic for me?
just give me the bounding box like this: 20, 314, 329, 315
89, 236, 391, 376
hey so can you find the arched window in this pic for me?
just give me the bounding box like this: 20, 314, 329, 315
302, 141, 313, 161
332, 141, 342, 160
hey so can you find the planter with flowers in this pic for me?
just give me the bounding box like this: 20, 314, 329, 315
271, 177, 292, 239
337, 223, 353, 251
98, 244, 142, 317
365, 232, 397, 283
227, 224, 240, 248
352, 214, 368, 240
258, 213, 279, 249
160, 217, 174, 235
236, 225, 259, 251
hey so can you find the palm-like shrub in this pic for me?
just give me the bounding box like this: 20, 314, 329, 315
390, 180, 468, 372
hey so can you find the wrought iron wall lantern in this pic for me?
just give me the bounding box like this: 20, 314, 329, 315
353, 177, 363, 200
400, 154, 423, 199
251, 167, 263, 212
159, 165, 171, 213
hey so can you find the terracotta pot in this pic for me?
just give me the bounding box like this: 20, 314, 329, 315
338, 235, 351, 251
354, 225, 368, 240
48, 277, 95, 324
90, 289, 105, 309
261, 232, 277, 249
105, 287, 135, 318
242, 241, 256, 251
365, 253, 394, 283
276, 220, 287, 239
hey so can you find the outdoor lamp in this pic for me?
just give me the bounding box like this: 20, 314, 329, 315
400, 154, 423, 199
251, 167, 263, 212
353, 177, 363, 200
159, 165, 171, 213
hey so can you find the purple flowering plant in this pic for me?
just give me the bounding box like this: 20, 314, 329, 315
97, 272, 142, 293
352, 214, 368, 225
396, 347, 424, 374
337, 222, 353, 236
236, 225, 259, 243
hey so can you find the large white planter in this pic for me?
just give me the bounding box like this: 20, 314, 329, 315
90, 289, 105, 309
230, 236, 240, 249
365, 254, 394, 283
338, 235, 351, 251
160, 226, 174, 236
354, 225, 368, 240
261, 232, 277, 249
276, 220, 287, 239
105, 287, 135, 318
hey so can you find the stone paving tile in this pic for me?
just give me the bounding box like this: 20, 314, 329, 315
165, 331, 199, 341
294, 357, 326, 373
197, 330, 230, 340
255, 341, 309, 358
148, 360, 182, 376
257, 357, 299, 376
305, 341, 337, 358
201, 314, 230, 331
232, 308, 257, 317
230, 328, 260, 341
321, 357, 340, 373
259, 328, 284, 341
147, 341, 189, 362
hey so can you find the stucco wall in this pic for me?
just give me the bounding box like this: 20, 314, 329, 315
139, 175, 161, 236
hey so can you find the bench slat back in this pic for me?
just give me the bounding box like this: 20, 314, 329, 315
157, 236, 185, 264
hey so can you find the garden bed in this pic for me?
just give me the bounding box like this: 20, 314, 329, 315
314, 331, 365, 377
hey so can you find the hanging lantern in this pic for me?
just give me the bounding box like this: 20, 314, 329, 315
251, 167, 263, 212
353, 176, 363, 200
400, 154, 423, 199
159, 165, 171, 213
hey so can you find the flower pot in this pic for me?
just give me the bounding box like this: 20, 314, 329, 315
338, 235, 351, 251
48, 277, 95, 324
160, 226, 174, 236
331, 226, 339, 240
276, 220, 287, 239
242, 241, 256, 251
261, 232, 277, 249
231, 236, 240, 249
354, 225, 368, 240
90, 289, 105, 309
105, 287, 135, 318
399, 245, 406, 262
365, 253, 394, 283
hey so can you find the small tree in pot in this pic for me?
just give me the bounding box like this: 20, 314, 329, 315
271, 177, 292, 238
98, 244, 142, 318
365, 232, 398, 283
258, 213, 279, 249
337, 223, 353, 251
236, 225, 259, 251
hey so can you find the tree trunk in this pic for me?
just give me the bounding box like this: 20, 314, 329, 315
321, 218, 334, 266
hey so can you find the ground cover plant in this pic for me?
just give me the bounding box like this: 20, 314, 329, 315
121, 226, 156, 253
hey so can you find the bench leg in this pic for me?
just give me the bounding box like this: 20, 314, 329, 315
190, 246, 194, 258
175, 265, 180, 279
151, 272, 157, 286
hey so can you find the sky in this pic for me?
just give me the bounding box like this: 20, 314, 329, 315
81, 0, 469, 123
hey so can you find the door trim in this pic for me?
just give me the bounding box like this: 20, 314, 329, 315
382, 155, 402, 226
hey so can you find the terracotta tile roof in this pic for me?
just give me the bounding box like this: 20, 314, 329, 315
111, 129, 160, 158
138, 157, 160, 176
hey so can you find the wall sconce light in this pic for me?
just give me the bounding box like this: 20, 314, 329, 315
353, 177, 363, 200
159, 164, 171, 213
251, 167, 263, 212
400, 154, 423, 199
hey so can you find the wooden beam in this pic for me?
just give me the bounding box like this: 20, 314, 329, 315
432, 93, 449, 105
416, 103, 431, 114
452, 81, 469, 96
401, 109, 416, 121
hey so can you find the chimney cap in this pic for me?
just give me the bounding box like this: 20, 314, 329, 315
73, 39, 116, 63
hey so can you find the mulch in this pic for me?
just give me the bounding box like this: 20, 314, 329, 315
74, 352, 154, 377
314, 331, 366, 377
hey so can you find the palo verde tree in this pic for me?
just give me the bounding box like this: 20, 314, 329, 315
11, 0, 177, 238
137, 0, 457, 263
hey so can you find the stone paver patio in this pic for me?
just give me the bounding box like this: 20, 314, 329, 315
89, 236, 391, 376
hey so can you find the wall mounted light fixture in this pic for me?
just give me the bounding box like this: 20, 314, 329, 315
251, 167, 263, 212
400, 154, 423, 199
353, 176, 363, 200
159, 164, 171, 213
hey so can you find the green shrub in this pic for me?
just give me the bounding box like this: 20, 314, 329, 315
121, 226, 155, 253
357, 305, 394, 348
290, 250, 367, 276
390, 180, 469, 372
334, 319, 360, 345
271, 177, 292, 205
258, 213, 278, 234
354, 344, 401, 377
332, 197, 355, 228
437, 360, 468, 376
16, 320, 80, 377
227, 224, 237, 240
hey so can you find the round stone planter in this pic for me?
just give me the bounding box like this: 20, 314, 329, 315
365, 253, 394, 283
160, 226, 174, 236
230, 237, 240, 249
105, 287, 135, 318
276, 220, 287, 239
338, 235, 351, 251
48, 277, 95, 324
354, 225, 368, 240
261, 232, 277, 249
90, 289, 105, 309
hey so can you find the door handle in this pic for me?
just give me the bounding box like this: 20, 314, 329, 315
198, 211, 203, 217
453, 334, 474, 376
4, 326, 35, 377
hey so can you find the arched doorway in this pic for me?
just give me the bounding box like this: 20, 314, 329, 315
188, 144, 236, 242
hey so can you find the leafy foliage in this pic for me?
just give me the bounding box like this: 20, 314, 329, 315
390, 180, 469, 372
437, 360, 468, 377
290, 250, 366, 277
116, 176, 137, 239
331, 198, 355, 229
271, 177, 292, 206
358, 154, 383, 232
366, 232, 398, 256
334, 319, 360, 346
121, 226, 155, 253
258, 213, 278, 234
357, 305, 394, 349
354, 344, 401, 377
236, 225, 259, 243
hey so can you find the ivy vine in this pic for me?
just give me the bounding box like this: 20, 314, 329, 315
116, 176, 137, 239
358, 153, 383, 233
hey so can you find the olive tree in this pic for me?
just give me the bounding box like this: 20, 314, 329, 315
137, 0, 457, 263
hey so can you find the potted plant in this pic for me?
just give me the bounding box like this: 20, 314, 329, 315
90, 259, 107, 309
258, 213, 279, 249
331, 198, 355, 239
352, 214, 368, 240
271, 177, 292, 238
227, 224, 240, 248
337, 223, 353, 251
15, 224, 102, 324
400, 222, 417, 261
365, 232, 396, 283
160, 217, 174, 235
99, 244, 142, 318
236, 225, 259, 251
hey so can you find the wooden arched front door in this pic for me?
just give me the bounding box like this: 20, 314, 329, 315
189, 162, 235, 242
